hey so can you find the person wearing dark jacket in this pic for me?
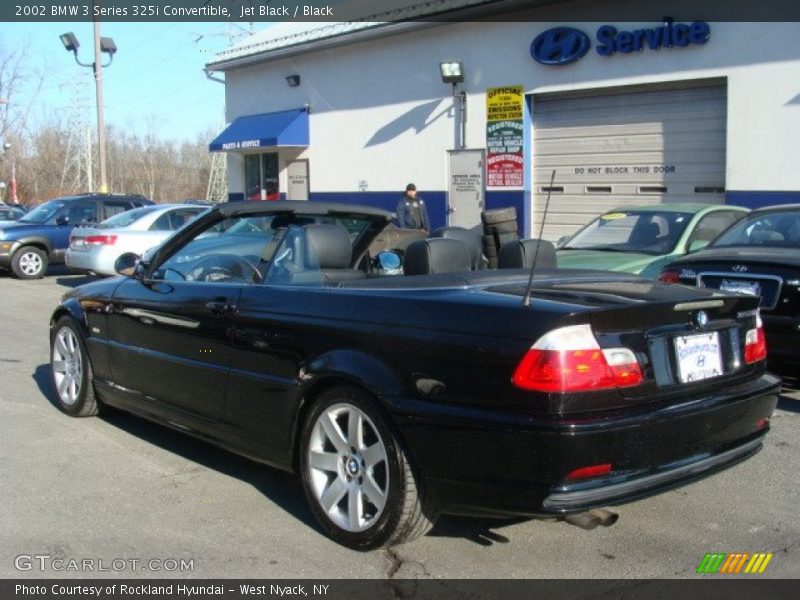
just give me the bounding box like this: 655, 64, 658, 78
395, 183, 430, 232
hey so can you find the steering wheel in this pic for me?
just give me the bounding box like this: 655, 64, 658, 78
186, 254, 263, 283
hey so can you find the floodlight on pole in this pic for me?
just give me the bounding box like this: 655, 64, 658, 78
439, 62, 467, 150
59, 20, 116, 194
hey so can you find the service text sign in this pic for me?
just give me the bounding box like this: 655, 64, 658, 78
486, 86, 524, 187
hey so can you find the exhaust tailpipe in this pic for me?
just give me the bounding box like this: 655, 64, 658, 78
588, 508, 618, 527
563, 512, 601, 530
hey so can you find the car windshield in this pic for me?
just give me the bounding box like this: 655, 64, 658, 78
19, 199, 69, 223
710, 210, 800, 248
561, 210, 694, 255
98, 206, 159, 228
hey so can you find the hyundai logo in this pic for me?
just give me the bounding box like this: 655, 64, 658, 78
531, 27, 591, 65
695, 311, 709, 328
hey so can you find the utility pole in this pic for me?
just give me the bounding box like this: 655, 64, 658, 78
92, 8, 108, 193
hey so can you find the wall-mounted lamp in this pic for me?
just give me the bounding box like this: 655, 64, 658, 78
286, 75, 301, 87
439, 61, 467, 149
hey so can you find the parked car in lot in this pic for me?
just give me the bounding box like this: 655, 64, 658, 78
66, 204, 207, 276
49, 201, 778, 550
556, 204, 748, 277
0, 193, 153, 279
0, 204, 25, 227
660, 204, 800, 363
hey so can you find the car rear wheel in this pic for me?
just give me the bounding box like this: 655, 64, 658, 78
12, 246, 48, 279
50, 317, 99, 417
300, 386, 436, 550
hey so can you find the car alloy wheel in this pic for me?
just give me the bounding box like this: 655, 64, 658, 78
12, 246, 48, 279
52, 326, 83, 406
300, 386, 436, 549
49, 317, 99, 417
307, 402, 389, 532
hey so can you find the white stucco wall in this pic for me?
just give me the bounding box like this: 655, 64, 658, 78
221, 19, 800, 195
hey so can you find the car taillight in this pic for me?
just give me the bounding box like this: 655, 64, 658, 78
512, 324, 643, 393
744, 313, 767, 364
84, 235, 117, 246
658, 269, 681, 284
565, 463, 613, 481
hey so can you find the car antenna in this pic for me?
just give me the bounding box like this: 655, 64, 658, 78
522, 169, 556, 308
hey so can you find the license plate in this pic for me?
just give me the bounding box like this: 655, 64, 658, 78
674, 331, 723, 384
720, 279, 761, 297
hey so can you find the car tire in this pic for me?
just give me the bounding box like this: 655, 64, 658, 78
484, 219, 518, 235
481, 207, 517, 225
50, 317, 100, 417
11, 246, 48, 279
299, 385, 437, 550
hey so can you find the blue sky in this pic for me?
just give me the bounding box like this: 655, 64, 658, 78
0, 21, 259, 142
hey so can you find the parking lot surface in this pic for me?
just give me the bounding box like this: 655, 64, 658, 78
1, 269, 798, 579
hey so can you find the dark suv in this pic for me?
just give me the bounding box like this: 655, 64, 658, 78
0, 194, 153, 279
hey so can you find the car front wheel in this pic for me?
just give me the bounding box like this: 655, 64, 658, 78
12, 246, 48, 279
50, 317, 99, 417
300, 386, 436, 550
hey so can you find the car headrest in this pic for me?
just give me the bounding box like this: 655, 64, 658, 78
404, 238, 472, 276
498, 239, 557, 269
432, 226, 483, 270
750, 230, 784, 244
303, 224, 352, 269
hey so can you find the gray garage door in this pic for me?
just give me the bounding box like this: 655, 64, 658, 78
532, 82, 727, 240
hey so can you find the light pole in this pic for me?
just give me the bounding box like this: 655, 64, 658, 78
440, 61, 466, 150
59, 23, 116, 194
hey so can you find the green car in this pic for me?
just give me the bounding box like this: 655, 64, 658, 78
556, 203, 749, 278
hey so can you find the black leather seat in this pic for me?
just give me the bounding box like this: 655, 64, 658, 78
277, 224, 366, 285
404, 238, 472, 276
432, 227, 485, 270
498, 239, 556, 269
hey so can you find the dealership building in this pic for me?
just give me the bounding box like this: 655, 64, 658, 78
206, 1, 800, 238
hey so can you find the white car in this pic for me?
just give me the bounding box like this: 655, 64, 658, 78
65, 204, 207, 276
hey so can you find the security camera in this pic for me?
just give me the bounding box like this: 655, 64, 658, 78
2, 143, 10, 150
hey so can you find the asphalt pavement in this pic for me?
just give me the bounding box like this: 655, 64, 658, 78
1, 268, 798, 580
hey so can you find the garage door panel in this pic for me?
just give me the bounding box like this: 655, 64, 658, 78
532, 84, 726, 240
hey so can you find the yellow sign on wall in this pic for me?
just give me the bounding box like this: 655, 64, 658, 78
486, 85, 524, 122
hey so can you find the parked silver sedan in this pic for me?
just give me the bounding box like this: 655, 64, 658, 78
65, 204, 207, 276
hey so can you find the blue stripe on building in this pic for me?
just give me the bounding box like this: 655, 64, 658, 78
726, 191, 800, 209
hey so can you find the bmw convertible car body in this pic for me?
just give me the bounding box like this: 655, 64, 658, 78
49, 201, 779, 549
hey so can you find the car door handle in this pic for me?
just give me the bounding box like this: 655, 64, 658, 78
205, 299, 238, 315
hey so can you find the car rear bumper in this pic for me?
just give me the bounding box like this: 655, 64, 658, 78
387, 372, 780, 517
65, 248, 117, 276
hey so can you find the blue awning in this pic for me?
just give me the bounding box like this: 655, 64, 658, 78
209, 108, 309, 152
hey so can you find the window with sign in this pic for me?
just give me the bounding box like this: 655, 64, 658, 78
245, 153, 280, 201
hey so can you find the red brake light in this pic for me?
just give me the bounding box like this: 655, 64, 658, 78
84, 235, 117, 246
658, 269, 681, 284
744, 313, 767, 364
566, 463, 613, 481
512, 324, 643, 393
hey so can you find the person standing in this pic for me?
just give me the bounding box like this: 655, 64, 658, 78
395, 183, 430, 232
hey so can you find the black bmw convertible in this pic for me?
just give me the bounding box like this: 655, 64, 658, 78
49, 201, 779, 549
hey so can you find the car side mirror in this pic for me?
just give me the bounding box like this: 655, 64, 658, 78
114, 252, 143, 278
55, 215, 69, 226
556, 235, 569, 248
687, 239, 710, 253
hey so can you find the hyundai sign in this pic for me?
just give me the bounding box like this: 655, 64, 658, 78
530, 27, 590, 65
531, 19, 711, 65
